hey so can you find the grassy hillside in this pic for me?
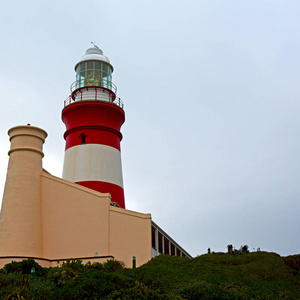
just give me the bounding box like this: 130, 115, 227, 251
121, 252, 300, 299
0, 252, 299, 299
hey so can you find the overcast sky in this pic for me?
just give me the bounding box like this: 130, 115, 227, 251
0, 0, 299, 257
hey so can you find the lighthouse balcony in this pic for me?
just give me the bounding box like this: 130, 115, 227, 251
64, 84, 124, 109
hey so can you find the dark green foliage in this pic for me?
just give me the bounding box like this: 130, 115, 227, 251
240, 244, 249, 254
103, 259, 125, 272
283, 254, 300, 272
0, 272, 56, 299
2, 258, 46, 276
0, 253, 299, 299
120, 253, 300, 299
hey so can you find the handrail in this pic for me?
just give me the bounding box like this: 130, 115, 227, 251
70, 79, 117, 94
64, 86, 124, 110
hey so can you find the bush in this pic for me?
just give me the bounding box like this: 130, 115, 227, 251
3, 259, 45, 276
283, 255, 300, 272
84, 261, 104, 271
47, 259, 84, 287
103, 259, 125, 272
240, 245, 249, 254
0, 253, 298, 299
56, 270, 133, 299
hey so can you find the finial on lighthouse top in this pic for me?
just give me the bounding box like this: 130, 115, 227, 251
87, 42, 103, 55
74, 43, 113, 71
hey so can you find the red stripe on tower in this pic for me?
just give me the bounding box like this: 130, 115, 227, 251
62, 45, 126, 208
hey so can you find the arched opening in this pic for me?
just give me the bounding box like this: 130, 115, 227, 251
79, 133, 86, 144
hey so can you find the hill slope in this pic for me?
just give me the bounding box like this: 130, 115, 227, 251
121, 252, 300, 299
0, 252, 299, 299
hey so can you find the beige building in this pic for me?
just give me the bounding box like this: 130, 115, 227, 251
0, 125, 191, 268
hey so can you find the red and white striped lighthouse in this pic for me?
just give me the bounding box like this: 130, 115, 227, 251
62, 45, 125, 208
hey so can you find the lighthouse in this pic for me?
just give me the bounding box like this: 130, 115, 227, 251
62, 45, 126, 208
0, 45, 192, 268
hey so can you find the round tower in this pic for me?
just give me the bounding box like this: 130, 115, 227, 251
0, 125, 47, 257
62, 45, 126, 208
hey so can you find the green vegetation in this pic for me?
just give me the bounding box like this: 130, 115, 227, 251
0, 252, 299, 299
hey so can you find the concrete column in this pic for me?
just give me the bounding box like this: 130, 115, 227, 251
155, 227, 158, 254
0, 125, 47, 257
162, 235, 165, 254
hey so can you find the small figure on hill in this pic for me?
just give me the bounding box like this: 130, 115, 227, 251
227, 244, 233, 254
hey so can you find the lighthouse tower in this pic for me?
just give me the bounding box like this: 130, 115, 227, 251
62, 45, 125, 208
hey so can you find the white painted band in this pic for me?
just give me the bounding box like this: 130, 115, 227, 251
62, 144, 123, 187
74, 89, 111, 102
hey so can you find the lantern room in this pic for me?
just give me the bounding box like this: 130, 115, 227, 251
74, 45, 114, 90
64, 44, 122, 108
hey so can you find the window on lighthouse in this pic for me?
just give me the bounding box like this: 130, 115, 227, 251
76, 61, 112, 90
85, 70, 101, 86
80, 133, 86, 144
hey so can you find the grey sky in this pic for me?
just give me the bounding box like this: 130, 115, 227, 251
0, 1, 299, 257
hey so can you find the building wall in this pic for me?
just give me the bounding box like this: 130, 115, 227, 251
41, 172, 152, 267
0, 125, 152, 268
109, 206, 152, 267
41, 172, 111, 260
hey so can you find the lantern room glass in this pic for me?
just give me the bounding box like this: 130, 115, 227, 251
76, 61, 112, 90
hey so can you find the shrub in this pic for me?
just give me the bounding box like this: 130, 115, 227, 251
3, 259, 45, 276
103, 259, 125, 272
283, 255, 300, 272
240, 245, 249, 254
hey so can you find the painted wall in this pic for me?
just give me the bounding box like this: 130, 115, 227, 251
0, 125, 152, 268
109, 206, 152, 267
41, 172, 152, 267
41, 173, 111, 259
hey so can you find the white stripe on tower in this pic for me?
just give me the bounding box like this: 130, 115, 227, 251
62, 144, 123, 187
